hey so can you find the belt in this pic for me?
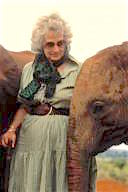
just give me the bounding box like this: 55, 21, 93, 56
28, 102, 69, 116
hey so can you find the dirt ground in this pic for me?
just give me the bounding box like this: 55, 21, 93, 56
96, 179, 128, 192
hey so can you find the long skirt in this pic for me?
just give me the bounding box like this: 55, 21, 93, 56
8, 114, 68, 192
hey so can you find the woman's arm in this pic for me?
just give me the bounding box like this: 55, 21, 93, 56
9, 106, 27, 131
1, 106, 27, 148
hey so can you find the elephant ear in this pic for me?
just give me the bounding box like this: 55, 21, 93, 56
0, 45, 34, 134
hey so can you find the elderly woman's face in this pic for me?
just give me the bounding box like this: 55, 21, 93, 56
43, 30, 65, 62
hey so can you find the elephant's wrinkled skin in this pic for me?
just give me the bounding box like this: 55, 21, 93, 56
67, 42, 128, 192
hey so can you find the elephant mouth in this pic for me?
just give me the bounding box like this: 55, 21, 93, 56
89, 118, 128, 155
99, 116, 128, 141
101, 118, 128, 130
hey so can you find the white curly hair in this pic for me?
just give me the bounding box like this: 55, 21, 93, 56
31, 13, 72, 53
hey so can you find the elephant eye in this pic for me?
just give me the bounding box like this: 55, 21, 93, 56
89, 100, 105, 117
92, 101, 104, 113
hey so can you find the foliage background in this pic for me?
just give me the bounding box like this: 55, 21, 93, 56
96, 149, 128, 184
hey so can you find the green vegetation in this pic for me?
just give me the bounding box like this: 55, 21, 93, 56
96, 156, 128, 184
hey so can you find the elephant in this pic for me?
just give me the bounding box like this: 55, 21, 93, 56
67, 42, 128, 191
0, 45, 34, 132
0, 45, 34, 191
0, 43, 128, 191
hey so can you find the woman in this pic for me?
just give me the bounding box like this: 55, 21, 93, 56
1, 13, 96, 192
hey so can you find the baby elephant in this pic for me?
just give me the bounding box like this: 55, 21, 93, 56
67, 42, 128, 192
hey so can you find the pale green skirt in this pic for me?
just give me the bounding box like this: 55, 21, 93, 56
8, 114, 68, 192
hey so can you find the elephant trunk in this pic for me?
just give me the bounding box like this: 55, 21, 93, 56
67, 116, 90, 192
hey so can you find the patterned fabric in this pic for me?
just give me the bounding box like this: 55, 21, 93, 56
19, 52, 62, 101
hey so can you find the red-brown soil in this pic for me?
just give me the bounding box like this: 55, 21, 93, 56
96, 179, 128, 192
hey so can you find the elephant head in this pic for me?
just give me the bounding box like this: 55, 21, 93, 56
67, 42, 128, 192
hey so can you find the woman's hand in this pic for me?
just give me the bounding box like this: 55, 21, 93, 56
1, 106, 27, 148
1, 130, 16, 148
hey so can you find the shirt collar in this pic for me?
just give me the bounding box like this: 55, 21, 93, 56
59, 55, 80, 78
